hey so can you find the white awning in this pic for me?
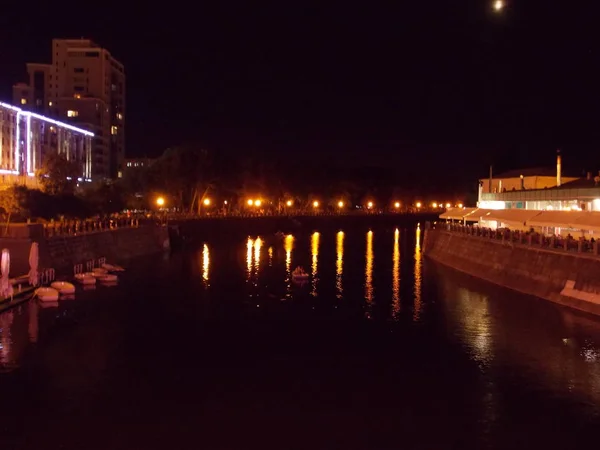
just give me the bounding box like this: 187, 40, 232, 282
527, 210, 600, 231
439, 207, 478, 220
479, 209, 543, 225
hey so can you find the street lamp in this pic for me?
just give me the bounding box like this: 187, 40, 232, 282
247, 199, 254, 206
286, 200, 293, 207
203, 198, 211, 206
255, 199, 262, 207
313, 201, 319, 208
156, 197, 165, 207
432, 202, 438, 208
367, 201, 373, 209
445, 202, 451, 208
338, 201, 344, 208
394, 202, 401, 209
493, 0, 504, 12
416, 202, 422, 209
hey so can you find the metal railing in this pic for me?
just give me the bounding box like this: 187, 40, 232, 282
44, 218, 140, 238
442, 222, 600, 256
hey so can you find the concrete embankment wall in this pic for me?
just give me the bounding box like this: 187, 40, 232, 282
424, 229, 600, 316
0, 225, 169, 276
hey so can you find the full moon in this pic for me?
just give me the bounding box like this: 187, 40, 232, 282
494, 0, 504, 11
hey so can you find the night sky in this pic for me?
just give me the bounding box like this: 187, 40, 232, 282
1, 1, 599, 191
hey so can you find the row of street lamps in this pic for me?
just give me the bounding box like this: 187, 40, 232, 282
155, 196, 463, 210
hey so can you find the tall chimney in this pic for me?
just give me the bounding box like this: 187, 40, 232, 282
556, 149, 562, 187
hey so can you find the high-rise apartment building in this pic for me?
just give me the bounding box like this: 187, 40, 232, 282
13, 39, 125, 180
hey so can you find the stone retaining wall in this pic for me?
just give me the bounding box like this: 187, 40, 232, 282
0, 225, 169, 277
424, 228, 600, 316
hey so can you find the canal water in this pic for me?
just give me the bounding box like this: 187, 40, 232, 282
1, 224, 600, 449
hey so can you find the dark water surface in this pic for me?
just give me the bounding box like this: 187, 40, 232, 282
2, 224, 600, 449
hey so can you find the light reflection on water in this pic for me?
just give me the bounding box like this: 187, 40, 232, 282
284, 234, 294, 298
413, 224, 422, 321
246, 237, 253, 281
392, 228, 400, 318
436, 264, 600, 405
336, 231, 344, 299
202, 243, 210, 284
311, 232, 320, 297
365, 230, 374, 313
254, 237, 263, 275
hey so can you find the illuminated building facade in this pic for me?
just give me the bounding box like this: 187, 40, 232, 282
12, 39, 125, 180
0, 102, 93, 184
477, 153, 593, 211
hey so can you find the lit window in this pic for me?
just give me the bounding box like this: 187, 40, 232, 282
127, 162, 131, 167
74, 93, 81, 99
20, 98, 27, 105
48, 101, 53, 106
117, 113, 123, 120
111, 125, 118, 135
67, 110, 79, 117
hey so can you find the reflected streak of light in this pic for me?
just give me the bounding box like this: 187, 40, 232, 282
336, 231, 344, 299
365, 230, 374, 309
246, 237, 254, 280
254, 237, 263, 275
284, 234, 294, 296
28, 300, 39, 343
311, 232, 320, 296
456, 288, 492, 365
0, 311, 13, 366
414, 225, 422, 321
202, 243, 209, 283
268, 246, 273, 267
392, 228, 401, 317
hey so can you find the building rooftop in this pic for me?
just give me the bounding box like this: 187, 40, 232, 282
483, 166, 582, 179
550, 176, 600, 190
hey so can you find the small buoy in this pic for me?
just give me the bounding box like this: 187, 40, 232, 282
51, 281, 76, 295
99, 274, 118, 283
75, 273, 96, 285
35, 287, 59, 302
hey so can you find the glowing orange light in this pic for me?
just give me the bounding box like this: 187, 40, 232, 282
313, 201, 319, 208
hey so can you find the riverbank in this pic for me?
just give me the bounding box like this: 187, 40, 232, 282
423, 225, 600, 316
0, 224, 169, 277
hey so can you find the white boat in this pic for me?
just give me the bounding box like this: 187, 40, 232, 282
102, 263, 125, 272
36, 287, 59, 302
51, 281, 76, 295
98, 273, 118, 283
292, 266, 310, 281
75, 273, 96, 285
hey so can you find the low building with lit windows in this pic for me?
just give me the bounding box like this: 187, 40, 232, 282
0, 101, 93, 187
475, 153, 600, 211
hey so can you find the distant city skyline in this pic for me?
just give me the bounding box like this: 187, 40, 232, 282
1, 1, 598, 189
